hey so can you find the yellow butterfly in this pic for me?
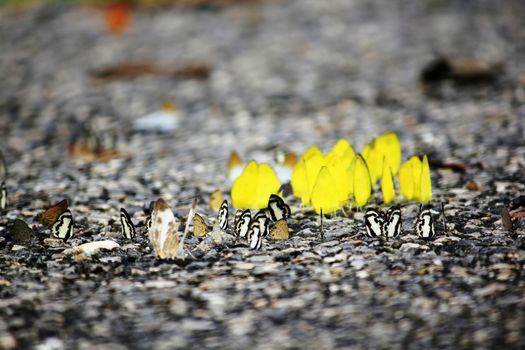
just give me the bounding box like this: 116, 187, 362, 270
381, 159, 395, 204
311, 166, 341, 214
231, 160, 281, 209
351, 154, 372, 208
399, 154, 432, 202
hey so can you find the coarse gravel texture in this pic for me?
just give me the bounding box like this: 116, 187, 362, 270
1, 0, 525, 349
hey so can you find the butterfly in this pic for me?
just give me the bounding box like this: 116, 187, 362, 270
218, 200, 229, 231
248, 210, 269, 250
234, 209, 251, 238
51, 209, 74, 242
415, 206, 435, 239
0, 181, 6, 211
11, 219, 34, 242
209, 190, 224, 212
267, 194, 291, 221
193, 213, 209, 237
364, 208, 384, 238
148, 198, 180, 259
38, 199, 68, 227
231, 160, 281, 209
270, 219, 289, 240
120, 208, 136, 239
383, 206, 402, 238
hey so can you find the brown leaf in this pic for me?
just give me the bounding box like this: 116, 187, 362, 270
464, 180, 480, 191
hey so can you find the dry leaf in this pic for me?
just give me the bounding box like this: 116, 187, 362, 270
465, 180, 480, 191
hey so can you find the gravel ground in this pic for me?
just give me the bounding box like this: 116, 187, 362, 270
1, 0, 525, 349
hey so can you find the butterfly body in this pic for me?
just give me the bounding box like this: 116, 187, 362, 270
416, 208, 435, 239
268, 194, 291, 221
51, 209, 74, 242
364, 209, 384, 238
218, 200, 229, 231
234, 209, 251, 238
120, 208, 136, 239
383, 207, 402, 238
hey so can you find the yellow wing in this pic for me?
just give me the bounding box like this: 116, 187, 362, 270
419, 154, 432, 202
325, 152, 351, 205
410, 156, 423, 201
311, 166, 341, 214
381, 159, 395, 204
399, 158, 413, 200
352, 155, 372, 208
231, 160, 258, 208
380, 132, 402, 175
291, 159, 308, 203
254, 163, 281, 208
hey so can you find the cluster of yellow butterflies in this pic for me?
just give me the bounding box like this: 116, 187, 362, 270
229, 131, 433, 214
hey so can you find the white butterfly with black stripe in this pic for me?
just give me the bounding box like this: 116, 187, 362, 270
267, 194, 291, 222
248, 210, 269, 250
218, 200, 229, 231
364, 207, 402, 238
51, 209, 74, 242
234, 209, 251, 238
120, 208, 136, 239
364, 208, 384, 238
415, 206, 435, 239
383, 206, 402, 238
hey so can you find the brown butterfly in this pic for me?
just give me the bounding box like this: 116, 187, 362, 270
38, 199, 68, 227
193, 213, 209, 237
148, 198, 180, 259
270, 219, 289, 240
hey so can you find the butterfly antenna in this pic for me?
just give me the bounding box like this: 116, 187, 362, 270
440, 202, 447, 233
178, 197, 198, 259
320, 209, 324, 241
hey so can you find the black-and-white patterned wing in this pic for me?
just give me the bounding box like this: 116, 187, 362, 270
248, 211, 268, 250
234, 209, 251, 238
218, 200, 229, 231
268, 194, 291, 221
120, 208, 136, 239
416, 208, 435, 239
0, 181, 6, 211
51, 209, 74, 242
383, 207, 402, 238
364, 208, 384, 238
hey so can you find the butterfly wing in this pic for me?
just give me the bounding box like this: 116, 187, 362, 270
218, 200, 229, 231
268, 194, 291, 221
383, 207, 402, 237
270, 219, 289, 240
364, 209, 384, 238
120, 208, 136, 239
0, 181, 6, 211
234, 209, 251, 238
193, 213, 209, 237
416, 209, 435, 238
51, 209, 74, 242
